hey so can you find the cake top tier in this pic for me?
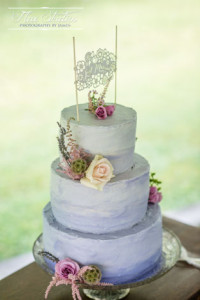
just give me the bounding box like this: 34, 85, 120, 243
61, 103, 136, 127
60, 103, 137, 175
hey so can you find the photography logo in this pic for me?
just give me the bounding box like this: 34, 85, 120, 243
8, 7, 83, 30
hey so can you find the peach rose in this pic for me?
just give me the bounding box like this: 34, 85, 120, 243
80, 155, 114, 191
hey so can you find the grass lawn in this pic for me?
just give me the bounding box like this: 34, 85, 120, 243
0, 0, 200, 260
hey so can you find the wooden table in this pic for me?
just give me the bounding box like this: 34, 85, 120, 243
1, 217, 200, 300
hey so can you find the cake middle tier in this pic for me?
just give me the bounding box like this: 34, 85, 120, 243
61, 103, 137, 175
51, 153, 150, 234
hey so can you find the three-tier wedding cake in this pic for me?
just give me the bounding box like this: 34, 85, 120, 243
42, 103, 163, 284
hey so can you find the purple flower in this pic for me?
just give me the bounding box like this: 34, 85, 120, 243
106, 105, 115, 116
148, 186, 163, 204
55, 258, 80, 279
95, 106, 107, 120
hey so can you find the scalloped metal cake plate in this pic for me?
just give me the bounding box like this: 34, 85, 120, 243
32, 227, 181, 290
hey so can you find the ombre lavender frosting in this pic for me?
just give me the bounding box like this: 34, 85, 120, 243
51, 153, 150, 234
60, 104, 137, 175
41, 103, 163, 284
43, 203, 162, 284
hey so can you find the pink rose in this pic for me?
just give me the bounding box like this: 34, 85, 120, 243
81, 155, 115, 191
106, 105, 115, 116
157, 192, 163, 202
93, 162, 111, 183
55, 258, 80, 279
149, 193, 159, 203
149, 186, 157, 194
95, 106, 107, 120
148, 186, 162, 204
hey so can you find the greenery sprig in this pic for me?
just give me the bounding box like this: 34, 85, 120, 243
150, 172, 162, 191
57, 122, 69, 161
66, 117, 77, 150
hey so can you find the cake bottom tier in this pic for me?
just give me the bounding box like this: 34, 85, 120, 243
43, 203, 162, 284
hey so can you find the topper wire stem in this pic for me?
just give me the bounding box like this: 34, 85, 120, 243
73, 37, 80, 122
115, 25, 117, 105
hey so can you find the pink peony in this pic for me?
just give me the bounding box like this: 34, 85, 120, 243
106, 105, 115, 116
55, 258, 80, 279
95, 106, 107, 120
148, 186, 163, 204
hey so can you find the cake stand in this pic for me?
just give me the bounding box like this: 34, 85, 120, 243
33, 227, 181, 300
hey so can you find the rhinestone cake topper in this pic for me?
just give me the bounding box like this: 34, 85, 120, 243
76, 49, 116, 91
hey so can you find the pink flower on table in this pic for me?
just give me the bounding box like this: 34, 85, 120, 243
106, 105, 115, 116
148, 186, 163, 204
55, 258, 80, 279
95, 106, 107, 120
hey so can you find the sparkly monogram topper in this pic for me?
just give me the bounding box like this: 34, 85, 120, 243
76, 49, 116, 91
73, 26, 118, 121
